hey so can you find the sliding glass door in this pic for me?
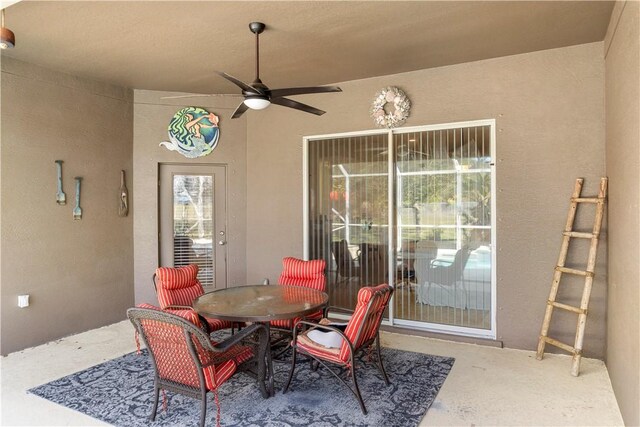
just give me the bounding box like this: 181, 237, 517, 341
304, 120, 496, 338
306, 133, 390, 314
394, 127, 493, 332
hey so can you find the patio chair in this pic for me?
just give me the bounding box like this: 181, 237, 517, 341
415, 246, 471, 307
270, 257, 326, 333
153, 264, 233, 333
283, 283, 394, 415
331, 240, 360, 284
127, 307, 268, 427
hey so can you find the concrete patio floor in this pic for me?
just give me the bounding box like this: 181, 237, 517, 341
0, 321, 623, 426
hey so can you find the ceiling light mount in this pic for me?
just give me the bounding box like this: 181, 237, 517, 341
0, 9, 15, 50
249, 22, 266, 35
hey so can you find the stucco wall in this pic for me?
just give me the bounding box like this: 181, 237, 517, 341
604, 1, 640, 425
246, 43, 607, 357
133, 91, 248, 306
0, 58, 134, 355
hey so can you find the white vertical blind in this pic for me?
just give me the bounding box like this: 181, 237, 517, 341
395, 126, 492, 329
173, 175, 214, 287
308, 133, 389, 311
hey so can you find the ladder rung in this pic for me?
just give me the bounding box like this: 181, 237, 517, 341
548, 300, 586, 314
571, 197, 603, 203
563, 231, 595, 239
541, 336, 580, 355
555, 266, 595, 277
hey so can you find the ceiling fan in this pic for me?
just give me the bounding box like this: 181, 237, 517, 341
218, 22, 342, 119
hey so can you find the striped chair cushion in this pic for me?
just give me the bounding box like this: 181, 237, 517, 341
136, 303, 203, 328
138, 303, 233, 333
277, 257, 327, 327
296, 333, 344, 365
270, 309, 323, 330
338, 284, 392, 362
154, 265, 234, 332
137, 309, 252, 392
139, 317, 203, 388
155, 264, 205, 308
270, 318, 295, 330
278, 257, 327, 292
205, 317, 234, 332
196, 340, 254, 390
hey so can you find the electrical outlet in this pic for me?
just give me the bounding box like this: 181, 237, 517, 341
18, 295, 29, 308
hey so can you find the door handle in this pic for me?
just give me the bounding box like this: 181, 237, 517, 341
218, 240, 227, 246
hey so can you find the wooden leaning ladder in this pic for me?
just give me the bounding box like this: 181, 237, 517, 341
536, 177, 608, 376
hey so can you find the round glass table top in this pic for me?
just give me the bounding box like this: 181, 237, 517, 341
193, 285, 329, 322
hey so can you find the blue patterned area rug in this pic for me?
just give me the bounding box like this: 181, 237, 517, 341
29, 344, 453, 427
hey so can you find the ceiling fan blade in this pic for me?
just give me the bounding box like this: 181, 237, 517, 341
216, 71, 265, 95
231, 101, 249, 119
160, 93, 241, 100
271, 97, 326, 116
269, 86, 342, 98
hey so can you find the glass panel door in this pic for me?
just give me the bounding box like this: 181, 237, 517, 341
159, 164, 227, 289
394, 126, 493, 330
305, 120, 495, 338
307, 133, 390, 312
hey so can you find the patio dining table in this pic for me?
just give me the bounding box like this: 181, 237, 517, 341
192, 284, 329, 396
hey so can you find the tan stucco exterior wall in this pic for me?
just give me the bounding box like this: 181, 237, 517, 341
604, 1, 640, 425
246, 43, 608, 357
0, 58, 134, 355
132, 91, 248, 306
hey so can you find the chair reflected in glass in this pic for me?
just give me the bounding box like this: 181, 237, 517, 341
415, 246, 471, 308
283, 284, 394, 415
127, 307, 268, 427
331, 240, 360, 284
358, 243, 389, 285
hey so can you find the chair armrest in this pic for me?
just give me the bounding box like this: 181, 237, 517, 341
292, 320, 349, 341
430, 259, 453, 267
164, 305, 211, 334
204, 323, 267, 353
291, 319, 355, 358
324, 305, 354, 318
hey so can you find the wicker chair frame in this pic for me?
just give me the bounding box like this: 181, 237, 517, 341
282, 285, 394, 415
127, 307, 269, 427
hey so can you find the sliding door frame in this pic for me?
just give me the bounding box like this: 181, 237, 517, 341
303, 119, 497, 339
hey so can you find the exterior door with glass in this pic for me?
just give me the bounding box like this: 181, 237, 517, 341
159, 164, 227, 290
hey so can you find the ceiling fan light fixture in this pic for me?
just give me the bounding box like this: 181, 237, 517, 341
0, 9, 15, 49
244, 96, 270, 110
217, 22, 341, 118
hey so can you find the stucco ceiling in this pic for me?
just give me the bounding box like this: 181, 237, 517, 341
1, 1, 614, 94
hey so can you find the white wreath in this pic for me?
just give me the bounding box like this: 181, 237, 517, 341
370, 86, 411, 128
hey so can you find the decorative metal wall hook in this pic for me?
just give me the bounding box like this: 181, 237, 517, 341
73, 177, 83, 220
54, 160, 66, 205
119, 170, 129, 217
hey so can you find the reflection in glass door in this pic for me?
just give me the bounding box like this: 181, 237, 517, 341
305, 121, 496, 338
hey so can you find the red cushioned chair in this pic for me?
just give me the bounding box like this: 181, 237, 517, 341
283, 283, 394, 415
269, 257, 327, 333
152, 264, 233, 333
127, 307, 268, 427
